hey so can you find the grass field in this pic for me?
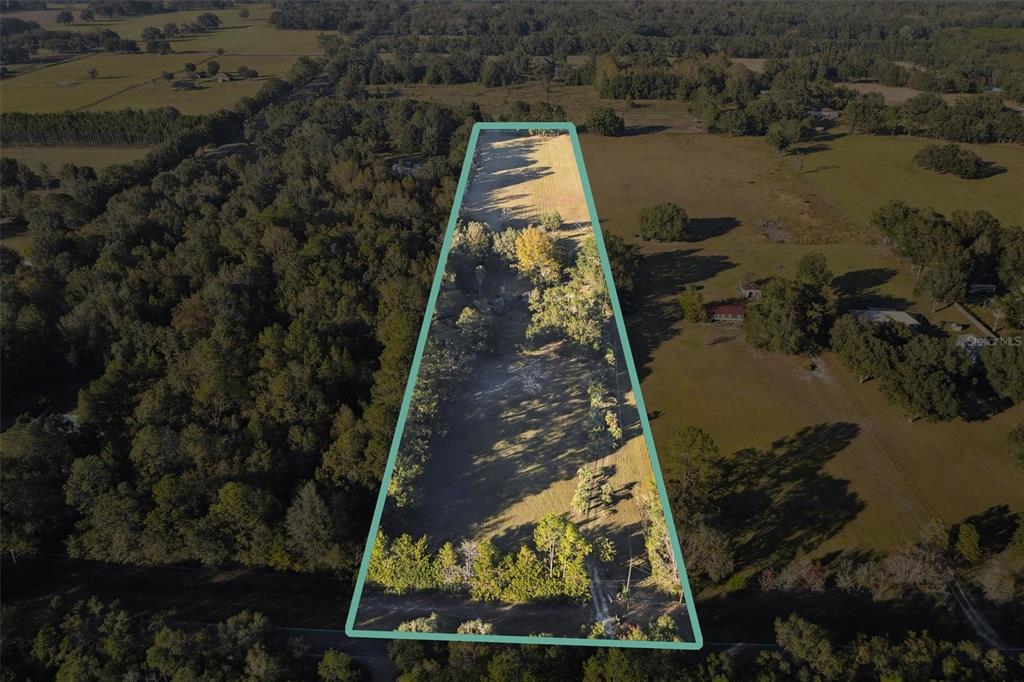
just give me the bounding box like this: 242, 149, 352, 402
0, 3, 322, 114
1, 3, 323, 54
580, 127, 1024, 572
1, 145, 154, 171
798, 134, 1024, 227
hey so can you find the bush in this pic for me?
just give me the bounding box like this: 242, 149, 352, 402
638, 202, 689, 241
1009, 421, 1024, 469
678, 286, 708, 322
587, 107, 625, 136
913, 143, 987, 179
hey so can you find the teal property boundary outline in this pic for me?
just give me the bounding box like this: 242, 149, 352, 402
345, 122, 704, 651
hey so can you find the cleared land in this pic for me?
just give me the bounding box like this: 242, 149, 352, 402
358, 131, 691, 639
579, 127, 1024, 573
797, 134, 1024, 227
1, 145, 154, 171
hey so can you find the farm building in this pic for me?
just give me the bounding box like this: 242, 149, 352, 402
710, 303, 746, 322
808, 106, 841, 121
171, 80, 199, 91
212, 72, 234, 83
738, 282, 763, 299
967, 283, 998, 295
850, 308, 920, 327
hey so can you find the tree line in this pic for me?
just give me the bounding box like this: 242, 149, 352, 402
7, 594, 1018, 680
1, 21, 138, 63
367, 514, 594, 604
1, 108, 195, 146
269, 1, 1024, 102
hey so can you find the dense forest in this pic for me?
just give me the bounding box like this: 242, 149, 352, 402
2, 596, 1020, 681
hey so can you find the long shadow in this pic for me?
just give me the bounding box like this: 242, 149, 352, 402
719, 422, 864, 569
833, 267, 911, 310
463, 133, 558, 225
976, 162, 1008, 179
960, 505, 1020, 554
626, 248, 736, 381
687, 217, 739, 241
621, 125, 669, 137
792, 143, 832, 155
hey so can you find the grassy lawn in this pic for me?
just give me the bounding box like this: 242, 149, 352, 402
0, 3, 323, 114
1, 3, 323, 53
1, 145, 155, 171
580, 127, 1024, 568
0, 231, 33, 258
798, 134, 1024, 227
0, 52, 216, 112
0, 52, 295, 114
93, 55, 299, 114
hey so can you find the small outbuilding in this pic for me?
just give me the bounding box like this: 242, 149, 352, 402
738, 282, 763, 300
710, 303, 746, 323
171, 80, 199, 91
967, 283, 998, 295
850, 308, 920, 328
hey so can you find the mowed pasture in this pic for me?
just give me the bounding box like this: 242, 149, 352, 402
798, 134, 1024, 227
396, 82, 703, 134
0, 3, 322, 114
94, 55, 300, 114
1, 3, 323, 54
580, 128, 1024, 570
1, 145, 155, 171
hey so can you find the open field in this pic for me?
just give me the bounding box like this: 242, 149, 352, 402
837, 81, 1023, 112
1, 3, 323, 54
396, 82, 703, 134
837, 82, 965, 104
0, 51, 288, 113
462, 132, 591, 228
0, 3, 322, 114
94, 55, 300, 114
1, 145, 154, 171
580, 127, 1024, 571
798, 134, 1024, 227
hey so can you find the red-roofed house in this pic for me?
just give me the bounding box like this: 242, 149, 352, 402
710, 303, 746, 322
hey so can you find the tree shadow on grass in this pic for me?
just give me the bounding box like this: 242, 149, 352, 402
687, 217, 740, 241
833, 267, 911, 310
621, 125, 669, 137
626, 248, 736, 381
960, 504, 1020, 554
977, 162, 1008, 180
719, 421, 864, 570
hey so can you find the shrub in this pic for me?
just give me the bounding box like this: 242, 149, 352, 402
587, 107, 625, 136
913, 143, 986, 179
638, 202, 689, 241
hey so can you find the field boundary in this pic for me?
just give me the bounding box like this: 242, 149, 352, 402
345, 121, 705, 651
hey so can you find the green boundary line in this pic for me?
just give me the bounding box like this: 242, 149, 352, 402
345, 121, 704, 651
